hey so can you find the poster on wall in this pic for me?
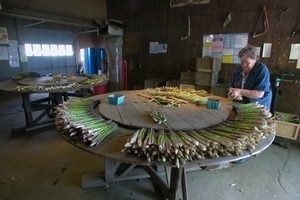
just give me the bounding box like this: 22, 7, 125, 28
0, 46, 8, 60
0, 27, 9, 44
18, 45, 28, 62
202, 33, 248, 64
289, 43, 300, 60
149, 42, 168, 54
8, 40, 20, 67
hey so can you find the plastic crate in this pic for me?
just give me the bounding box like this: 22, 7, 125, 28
206, 98, 220, 109
108, 94, 125, 105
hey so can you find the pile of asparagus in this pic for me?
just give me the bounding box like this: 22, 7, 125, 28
15, 74, 106, 92
16, 82, 78, 92
138, 87, 208, 107
122, 103, 275, 167
55, 98, 118, 146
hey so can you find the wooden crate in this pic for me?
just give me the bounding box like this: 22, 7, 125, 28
144, 80, 160, 89
166, 80, 180, 88
180, 84, 195, 90
196, 57, 222, 72
195, 85, 213, 93
180, 72, 195, 84
275, 112, 300, 140
195, 71, 219, 86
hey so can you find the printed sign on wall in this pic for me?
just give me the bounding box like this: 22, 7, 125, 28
0, 27, 9, 44
202, 33, 248, 64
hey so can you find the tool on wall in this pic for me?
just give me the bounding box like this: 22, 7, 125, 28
181, 14, 191, 40
291, 7, 300, 36
253, 6, 269, 38
223, 12, 233, 27
277, 8, 289, 26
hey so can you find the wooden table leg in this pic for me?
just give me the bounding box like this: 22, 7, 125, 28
21, 93, 33, 126
181, 167, 188, 200
169, 167, 188, 200
81, 159, 154, 189
143, 166, 189, 200
105, 158, 116, 183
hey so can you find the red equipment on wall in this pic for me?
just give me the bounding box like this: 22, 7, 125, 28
117, 59, 128, 90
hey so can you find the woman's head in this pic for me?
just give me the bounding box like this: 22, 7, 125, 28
238, 44, 259, 60
238, 45, 259, 73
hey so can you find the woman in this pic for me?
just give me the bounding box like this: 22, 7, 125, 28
229, 44, 272, 111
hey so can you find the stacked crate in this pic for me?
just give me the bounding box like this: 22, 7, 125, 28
180, 57, 222, 92
144, 79, 162, 89
166, 80, 180, 88
195, 57, 221, 86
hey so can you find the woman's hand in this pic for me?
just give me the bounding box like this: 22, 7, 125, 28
229, 87, 265, 100
229, 88, 243, 100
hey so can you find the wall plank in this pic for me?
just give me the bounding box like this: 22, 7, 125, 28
107, 0, 300, 115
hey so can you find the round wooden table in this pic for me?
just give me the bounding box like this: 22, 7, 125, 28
60, 90, 275, 200
0, 76, 105, 133
99, 90, 229, 130
17, 76, 87, 86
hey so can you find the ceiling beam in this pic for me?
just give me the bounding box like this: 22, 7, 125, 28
0, 4, 98, 28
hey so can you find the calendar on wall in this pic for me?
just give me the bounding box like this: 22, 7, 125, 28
202, 33, 248, 64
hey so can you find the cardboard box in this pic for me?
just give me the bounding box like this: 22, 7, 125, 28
275, 112, 300, 140
195, 71, 219, 86
196, 57, 222, 72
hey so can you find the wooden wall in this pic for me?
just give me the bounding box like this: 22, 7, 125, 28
107, 0, 300, 115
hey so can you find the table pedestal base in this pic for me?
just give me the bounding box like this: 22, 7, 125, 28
81, 159, 208, 200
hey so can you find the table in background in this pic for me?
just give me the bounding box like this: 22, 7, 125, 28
0, 76, 105, 134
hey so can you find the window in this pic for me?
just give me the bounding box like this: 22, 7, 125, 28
32, 44, 42, 56
41, 44, 51, 56
50, 44, 58, 56
24, 44, 33, 56
65, 45, 73, 56
24, 43, 74, 57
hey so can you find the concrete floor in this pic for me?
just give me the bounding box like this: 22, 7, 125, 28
0, 92, 300, 200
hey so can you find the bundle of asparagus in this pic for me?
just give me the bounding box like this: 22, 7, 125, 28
150, 110, 167, 124
55, 98, 118, 146
122, 102, 275, 167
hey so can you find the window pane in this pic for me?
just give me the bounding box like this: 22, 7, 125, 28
41, 44, 51, 56
66, 45, 74, 56
58, 45, 66, 56
80, 49, 85, 62
50, 44, 58, 56
25, 44, 33, 56
32, 44, 42, 56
